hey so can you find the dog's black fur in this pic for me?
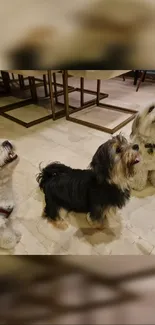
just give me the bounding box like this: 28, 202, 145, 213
37, 138, 130, 224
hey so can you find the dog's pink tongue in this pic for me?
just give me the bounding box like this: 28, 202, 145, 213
135, 157, 140, 164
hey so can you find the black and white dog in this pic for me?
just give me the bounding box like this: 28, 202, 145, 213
37, 135, 140, 229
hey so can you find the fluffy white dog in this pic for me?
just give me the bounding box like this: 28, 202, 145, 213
0, 140, 21, 249
130, 103, 155, 191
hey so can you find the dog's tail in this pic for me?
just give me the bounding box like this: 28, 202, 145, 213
36, 162, 71, 191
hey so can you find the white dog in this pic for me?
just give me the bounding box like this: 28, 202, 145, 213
130, 103, 155, 191
0, 140, 21, 250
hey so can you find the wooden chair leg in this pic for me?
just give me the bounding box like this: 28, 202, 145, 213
18, 75, 25, 89
142, 71, 147, 82
1, 71, 11, 93
80, 78, 84, 107
28, 77, 37, 101
134, 70, 139, 85
48, 70, 55, 120
136, 71, 146, 92
43, 74, 49, 97
97, 80, 101, 106
63, 70, 69, 118
53, 73, 58, 104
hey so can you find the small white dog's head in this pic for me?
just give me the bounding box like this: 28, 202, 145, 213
131, 103, 155, 141
0, 140, 19, 179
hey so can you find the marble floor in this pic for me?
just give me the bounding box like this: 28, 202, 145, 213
1, 74, 155, 255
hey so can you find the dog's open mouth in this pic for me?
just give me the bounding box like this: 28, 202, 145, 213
131, 156, 140, 165
5, 151, 18, 164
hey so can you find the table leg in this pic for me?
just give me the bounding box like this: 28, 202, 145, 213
28, 77, 37, 101
43, 74, 49, 97
80, 77, 84, 107
136, 71, 146, 92
97, 80, 101, 106
18, 75, 25, 89
134, 70, 139, 85
63, 70, 69, 118
53, 73, 58, 104
48, 70, 55, 120
1, 71, 11, 93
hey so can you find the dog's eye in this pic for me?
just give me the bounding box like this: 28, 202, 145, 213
148, 106, 154, 113
116, 147, 122, 154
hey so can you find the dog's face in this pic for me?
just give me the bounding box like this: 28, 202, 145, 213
131, 104, 155, 140
91, 134, 140, 187
0, 140, 19, 179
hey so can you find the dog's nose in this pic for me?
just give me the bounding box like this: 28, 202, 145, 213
2, 140, 13, 149
132, 144, 139, 151
11, 47, 38, 69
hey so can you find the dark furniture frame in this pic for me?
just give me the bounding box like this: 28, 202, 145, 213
0, 71, 69, 127
63, 70, 138, 134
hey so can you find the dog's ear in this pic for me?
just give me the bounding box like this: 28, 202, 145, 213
130, 114, 140, 138
90, 143, 112, 182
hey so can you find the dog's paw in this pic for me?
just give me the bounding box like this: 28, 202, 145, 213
86, 213, 104, 230
49, 219, 69, 230
0, 228, 17, 250
14, 229, 22, 243
9, 222, 22, 243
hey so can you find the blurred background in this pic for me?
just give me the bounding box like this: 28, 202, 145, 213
0, 0, 155, 69
0, 256, 155, 324
1, 0, 155, 321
